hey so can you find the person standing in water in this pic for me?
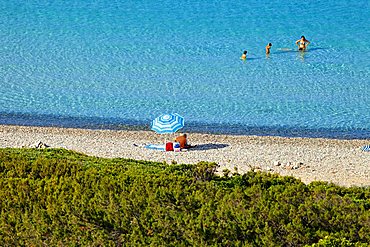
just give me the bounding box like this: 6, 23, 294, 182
265, 43, 272, 54
240, 50, 247, 60
295, 36, 310, 51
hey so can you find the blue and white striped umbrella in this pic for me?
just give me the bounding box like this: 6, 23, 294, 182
151, 113, 184, 134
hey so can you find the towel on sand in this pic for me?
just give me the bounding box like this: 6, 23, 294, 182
362, 145, 370, 152
144, 144, 165, 151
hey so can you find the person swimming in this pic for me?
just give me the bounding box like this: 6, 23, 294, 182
295, 36, 310, 51
265, 43, 272, 54
240, 50, 247, 60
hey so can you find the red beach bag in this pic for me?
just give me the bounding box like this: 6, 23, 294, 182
165, 142, 174, 151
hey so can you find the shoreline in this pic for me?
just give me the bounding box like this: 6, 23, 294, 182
0, 124, 369, 187
1, 113, 370, 140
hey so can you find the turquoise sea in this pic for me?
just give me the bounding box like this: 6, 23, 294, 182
1, 0, 369, 138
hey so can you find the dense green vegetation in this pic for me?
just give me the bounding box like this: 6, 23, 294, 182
0, 148, 369, 246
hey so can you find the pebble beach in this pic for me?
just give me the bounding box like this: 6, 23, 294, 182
0, 124, 369, 187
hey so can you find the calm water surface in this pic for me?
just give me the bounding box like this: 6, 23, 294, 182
1, 0, 369, 138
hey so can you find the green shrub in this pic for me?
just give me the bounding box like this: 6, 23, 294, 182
0, 148, 369, 246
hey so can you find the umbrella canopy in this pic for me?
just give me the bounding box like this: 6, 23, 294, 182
151, 113, 184, 134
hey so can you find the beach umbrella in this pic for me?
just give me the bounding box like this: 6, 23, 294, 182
151, 113, 184, 134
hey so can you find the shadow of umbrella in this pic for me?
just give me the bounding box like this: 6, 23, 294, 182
191, 143, 229, 151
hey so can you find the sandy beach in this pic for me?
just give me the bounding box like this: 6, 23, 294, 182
0, 124, 369, 187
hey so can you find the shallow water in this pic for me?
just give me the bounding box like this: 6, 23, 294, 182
1, 0, 369, 138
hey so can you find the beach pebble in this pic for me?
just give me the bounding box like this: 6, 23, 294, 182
292, 162, 304, 169
273, 161, 281, 166
253, 166, 262, 172
33, 141, 50, 149
283, 162, 292, 169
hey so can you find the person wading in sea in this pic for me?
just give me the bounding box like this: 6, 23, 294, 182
295, 35, 310, 51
